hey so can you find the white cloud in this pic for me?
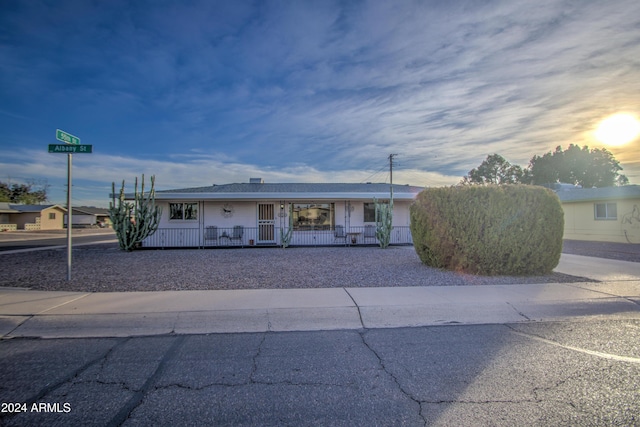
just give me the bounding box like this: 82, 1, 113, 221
1, 0, 639, 206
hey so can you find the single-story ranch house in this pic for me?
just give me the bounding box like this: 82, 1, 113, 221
556, 184, 640, 244
0, 203, 66, 231
67, 207, 112, 228
132, 179, 640, 248
0, 204, 111, 231
140, 179, 423, 248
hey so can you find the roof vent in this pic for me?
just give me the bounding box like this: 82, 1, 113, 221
249, 178, 264, 184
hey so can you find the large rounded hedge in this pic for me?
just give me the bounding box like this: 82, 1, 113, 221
410, 185, 564, 275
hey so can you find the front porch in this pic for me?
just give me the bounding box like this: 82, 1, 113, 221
141, 225, 413, 248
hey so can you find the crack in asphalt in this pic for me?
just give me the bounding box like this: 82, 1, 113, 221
154, 379, 352, 392
250, 332, 268, 384
0, 337, 130, 421
359, 330, 428, 427
106, 335, 186, 427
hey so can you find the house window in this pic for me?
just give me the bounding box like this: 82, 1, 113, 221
363, 201, 388, 222
292, 203, 334, 230
48, 213, 56, 220
363, 203, 374, 222
169, 203, 198, 220
594, 203, 617, 220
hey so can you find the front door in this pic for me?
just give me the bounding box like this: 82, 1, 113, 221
257, 203, 275, 243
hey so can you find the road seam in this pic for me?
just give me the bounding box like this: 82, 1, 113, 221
505, 301, 531, 321
36, 293, 92, 315
342, 288, 365, 329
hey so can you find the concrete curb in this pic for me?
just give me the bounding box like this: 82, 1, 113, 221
1, 280, 638, 338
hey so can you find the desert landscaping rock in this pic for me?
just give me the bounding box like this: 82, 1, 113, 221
1, 244, 595, 292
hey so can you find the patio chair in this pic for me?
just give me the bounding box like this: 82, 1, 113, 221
334, 225, 347, 245
204, 226, 218, 245
231, 225, 244, 244
364, 225, 377, 244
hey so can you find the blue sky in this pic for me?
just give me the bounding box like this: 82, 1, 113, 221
1, 0, 639, 207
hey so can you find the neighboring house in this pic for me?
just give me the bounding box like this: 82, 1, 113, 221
556, 185, 640, 244
0, 203, 20, 231
139, 179, 423, 248
67, 207, 112, 228
2, 204, 67, 230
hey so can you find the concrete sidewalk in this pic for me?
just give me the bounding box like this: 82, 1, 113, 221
1, 254, 639, 339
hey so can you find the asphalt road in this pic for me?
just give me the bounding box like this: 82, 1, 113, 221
1, 320, 638, 426
0, 230, 117, 251
1, 232, 638, 425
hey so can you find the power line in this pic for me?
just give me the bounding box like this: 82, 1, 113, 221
360, 161, 390, 183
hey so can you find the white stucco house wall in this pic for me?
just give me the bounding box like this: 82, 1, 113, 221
140, 179, 423, 248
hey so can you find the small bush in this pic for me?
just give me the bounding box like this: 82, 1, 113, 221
410, 185, 564, 275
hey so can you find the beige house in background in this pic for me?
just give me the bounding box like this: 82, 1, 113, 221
557, 185, 640, 244
0, 204, 67, 231
0, 203, 19, 231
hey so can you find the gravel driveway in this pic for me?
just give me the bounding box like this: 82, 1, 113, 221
2, 244, 597, 292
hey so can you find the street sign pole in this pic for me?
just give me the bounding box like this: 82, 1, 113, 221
67, 153, 72, 281
52, 129, 87, 281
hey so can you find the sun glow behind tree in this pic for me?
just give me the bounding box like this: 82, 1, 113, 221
594, 113, 640, 147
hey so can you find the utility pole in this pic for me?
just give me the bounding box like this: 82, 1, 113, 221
389, 154, 397, 201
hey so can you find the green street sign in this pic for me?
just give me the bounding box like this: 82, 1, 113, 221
48, 144, 93, 153
56, 129, 80, 145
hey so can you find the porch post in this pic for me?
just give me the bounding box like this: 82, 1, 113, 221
199, 201, 204, 248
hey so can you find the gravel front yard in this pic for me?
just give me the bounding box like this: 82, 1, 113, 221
1, 243, 597, 292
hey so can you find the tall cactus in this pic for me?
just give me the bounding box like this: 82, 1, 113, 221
109, 175, 162, 251
374, 197, 393, 249
280, 204, 294, 248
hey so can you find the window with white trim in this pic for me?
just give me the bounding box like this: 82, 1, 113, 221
292, 203, 334, 230
363, 203, 376, 222
169, 203, 198, 220
594, 202, 617, 220
363, 201, 389, 222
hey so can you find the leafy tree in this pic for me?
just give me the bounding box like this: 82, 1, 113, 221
0, 181, 48, 204
0, 182, 10, 202
527, 144, 628, 188
462, 145, 628, 188
460, 154, 525, 185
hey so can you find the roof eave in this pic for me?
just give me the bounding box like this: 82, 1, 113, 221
154, 191, 419, 201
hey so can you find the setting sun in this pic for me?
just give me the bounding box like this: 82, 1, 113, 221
594, 113, 640, 147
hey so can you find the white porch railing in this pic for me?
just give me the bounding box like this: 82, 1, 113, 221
141, 226, 413, 248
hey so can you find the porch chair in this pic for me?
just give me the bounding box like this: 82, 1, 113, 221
364, 225, 377, 244
204, 226, 218, 245
334, 225, 347, 245
231, 225, 244, 245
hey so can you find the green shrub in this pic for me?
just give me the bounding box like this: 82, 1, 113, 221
410, 185, 564, 275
